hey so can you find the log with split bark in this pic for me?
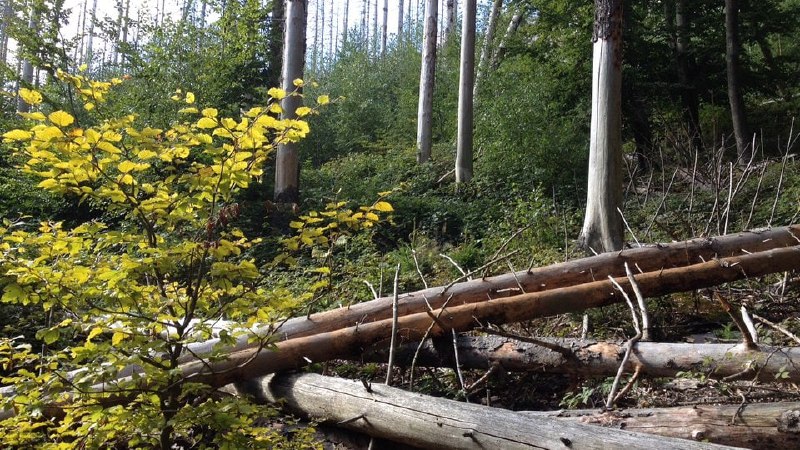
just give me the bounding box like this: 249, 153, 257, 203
183, 225, 800, 358
232, 372, 740, 450
362, 335, 800, 383
523, 402, 800, 448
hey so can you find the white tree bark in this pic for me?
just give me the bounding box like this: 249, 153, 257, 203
490, 3, 525, 69
474, 0, 503, 99
274, 0, 308, 204
455, 0, 476, 182
444, 0, 456, 42
17, 4, 37, 113
579, 0, 624, 254
381, 0, 388, 55
416, 0, 438, 163
397, 0, 404, 41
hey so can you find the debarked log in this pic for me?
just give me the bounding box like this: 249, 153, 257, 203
523, 402, 800, 449
233, 372, 740, 450
183, 225, 800, 358
362, 335, 800, 383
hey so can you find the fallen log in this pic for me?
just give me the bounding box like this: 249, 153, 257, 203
523, 403, 800, 449
233, 372, 739, 450
184, 225, 800, 357
362, 335, 800, 383
4, 244, 799, 420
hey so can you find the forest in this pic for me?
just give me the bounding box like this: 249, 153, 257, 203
0, 0, 799, 448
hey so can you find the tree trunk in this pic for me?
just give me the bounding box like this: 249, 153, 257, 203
673, 0, 703, 153
0, 0, 13, 65
235, 373, 736, 450
725, 0, 750, 165
17, 4, 37, 113
397, 0, 403, 41
416, 0, 438, 163
526, 403, 800, 449
319, 0, 324, 69
266, 0, 285, 90
455, 0, 476, 183
343, 0, 349, 44
474, 0, 503, 99
372, 0, 378, 55
86, 0, 98, 67
444, 0, 456, 43
381, 0, 388, 55
363, 335, 800, 383
579, 0, 624, 254
274, 0, 307, 204
181, 225, 800, 360
490, 4, 525, 70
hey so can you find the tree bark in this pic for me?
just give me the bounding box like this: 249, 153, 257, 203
182, 225, 800, 360
673, 0, 703, 153
490, 4, 525, 69
579, 0, 624, 254
363, 335, 800, 383
274, 0, 307, 204
455, 0, 476, 183
235, 372, 737, 449
266, 0, 285, 90
381, 0, 388, 55
526, 403, 800, 449
16, 2, 38, 113
416, 0, 438, 163
474, 0, 503, 99
397, 0, 403, 41
444, 0, 456, 43
725, 0, 750, 164
343, 0, 349, 44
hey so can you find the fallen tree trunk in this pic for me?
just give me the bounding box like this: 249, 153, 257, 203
4, 243, 799, 419
523, 403, 800, 448
362, 335, 800, 383
233, 372, 739, 449
183, 225, 800, 357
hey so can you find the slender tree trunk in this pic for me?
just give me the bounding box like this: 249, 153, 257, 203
343, 0, 349, 44
199, 0, 206, 27
372, 0, 378, 55
274, 0, 308, 204
328, 1, 334, 61
725, 0, 750, 164
416, 0, 438, 163
444, 0, 455, 43
266, 0, 285, 90
674, 0, 703, 153
455, 0, 476, 183
17, 4, 37, 113
0, 0, 13, 65
319, 0, 325, 69
579, 0, 624, 254
85, 0, 97, 67
397, 0, 403, 41
381, 0, 388, 55
474, 0, 503, 99
490, 4, 525, 69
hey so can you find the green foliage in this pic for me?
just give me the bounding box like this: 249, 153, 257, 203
0, 71, 384, 448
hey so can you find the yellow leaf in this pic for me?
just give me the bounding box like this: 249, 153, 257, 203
202, 107, 218, 118
84, 102, 95, 111
289, 221, 304, 229
18, 111, 46, 121
268, 87, 286, 100
118, 160, 136, 173
138, 150, 158, 160
296, 106, 312, 117
49, 111, 75, 127
19, 88, 43, 105
3, 129, 32, 141
87, 326, 103, 341
37, 179, 59, 189
197, 117, 217, 129
373, 201, 394, 212
111, 331, 125, 346
317, 95, 330, 105
178, 107, 198, 114
185, 92, 195, 104
366, 212, 380, 222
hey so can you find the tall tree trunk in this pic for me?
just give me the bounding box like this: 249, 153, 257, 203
274, 0, 307, 204
416, 0, 438, 163
673, 0, 703, 153
266, 0, 285, 90
474, 0, 503, 99
455, 0, 476, 183
0, 0, 13, 65
319, 0, 325, 69
120, 0, 130, 64
578, 0, 624, 254
725, 0, 750, 164
397, 0, 403, 41
17, 4, 37, 113
490, 4, 525, 70
343, 0, 349, 44
329, 1, 334, 61
85, 0, 97, 67
381, 0, 388, 55
444, 0, 455, 43
372, 0, 378, 55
